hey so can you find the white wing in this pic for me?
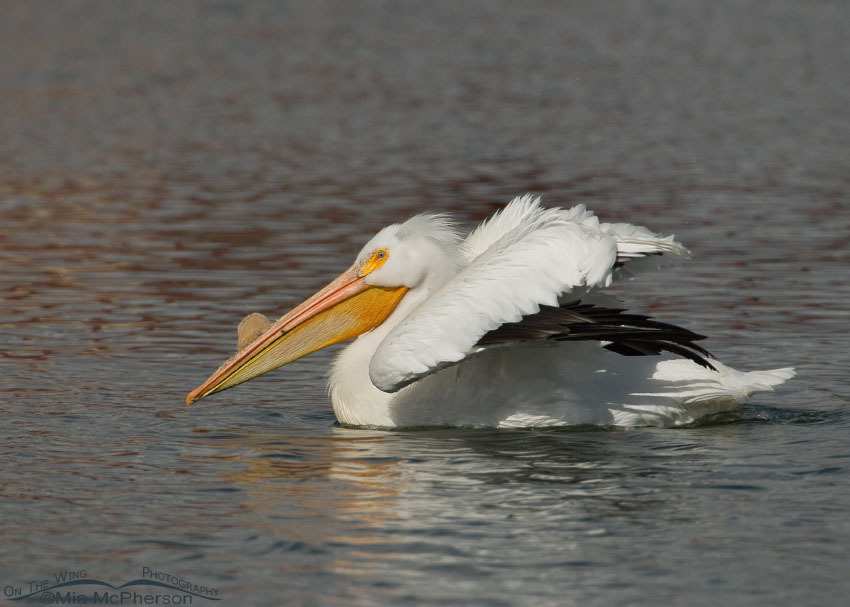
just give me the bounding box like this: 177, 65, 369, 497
600, 221, 690, 278
368, 196, 619, 392
464, 195, 689, 273
462, 194, 603, 260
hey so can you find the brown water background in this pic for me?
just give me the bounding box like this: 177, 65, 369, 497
1, 2, 848, 606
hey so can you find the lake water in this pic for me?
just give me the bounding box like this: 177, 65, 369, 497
2, 2, 848, 606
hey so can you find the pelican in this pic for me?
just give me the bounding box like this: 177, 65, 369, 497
187, 195, 793, 428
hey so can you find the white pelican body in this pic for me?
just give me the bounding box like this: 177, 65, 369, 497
188, 196, 793, 428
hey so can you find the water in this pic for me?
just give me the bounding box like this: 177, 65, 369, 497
1, 2, 848, 605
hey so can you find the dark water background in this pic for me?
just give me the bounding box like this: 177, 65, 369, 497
2, 2, 848, 606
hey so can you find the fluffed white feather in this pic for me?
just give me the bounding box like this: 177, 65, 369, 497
601, 221, 690, 278
368, 196, 618, 392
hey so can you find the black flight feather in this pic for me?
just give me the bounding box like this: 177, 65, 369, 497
476, 300, 717, 371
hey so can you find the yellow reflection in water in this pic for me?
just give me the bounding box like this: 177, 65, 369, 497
189, 427, 407, 556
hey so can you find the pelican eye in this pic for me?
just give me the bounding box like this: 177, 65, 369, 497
361, 248, 390, 276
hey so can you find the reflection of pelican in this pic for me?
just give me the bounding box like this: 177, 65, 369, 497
187, 195, 793, 428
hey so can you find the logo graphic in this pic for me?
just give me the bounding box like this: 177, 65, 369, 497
3, 567, 220, 604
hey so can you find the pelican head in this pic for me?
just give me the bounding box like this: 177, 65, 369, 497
186, 213, 461, 404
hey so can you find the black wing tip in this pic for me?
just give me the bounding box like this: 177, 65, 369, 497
603, 340, 717, 371
477, 299, 718, 371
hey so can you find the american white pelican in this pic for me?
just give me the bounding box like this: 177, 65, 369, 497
187, 195, 794, 428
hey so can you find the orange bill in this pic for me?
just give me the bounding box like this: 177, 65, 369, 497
186, 265, 407, 404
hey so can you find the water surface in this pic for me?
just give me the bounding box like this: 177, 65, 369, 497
1, 2, 848, 606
